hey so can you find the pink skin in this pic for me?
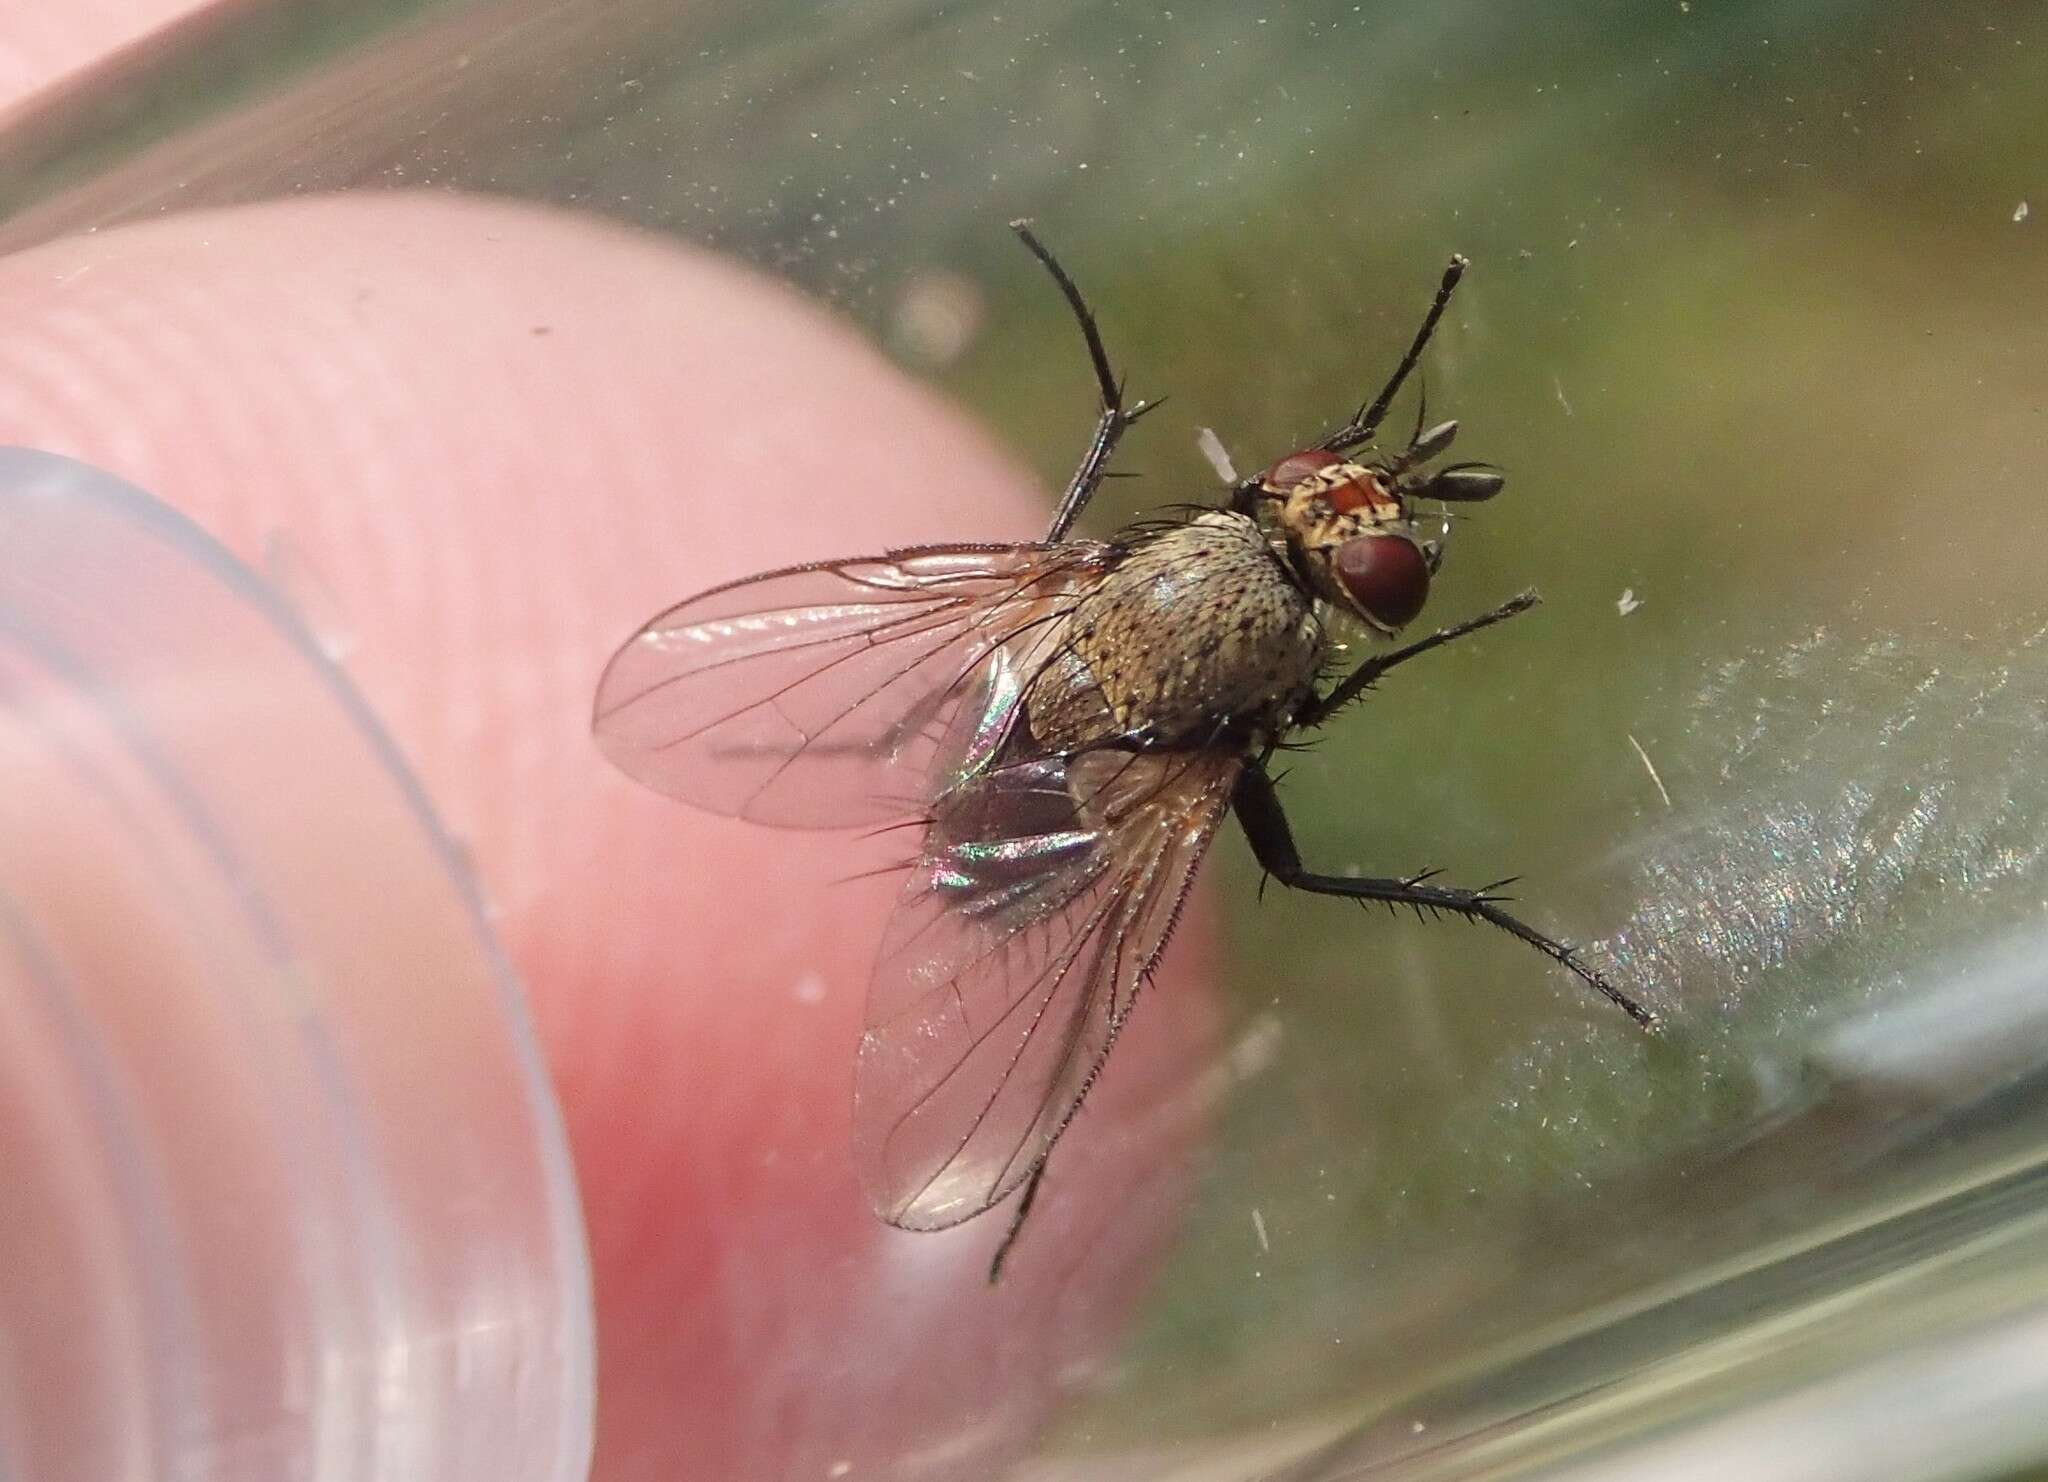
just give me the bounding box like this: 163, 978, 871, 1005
0, 21, 1220, 1481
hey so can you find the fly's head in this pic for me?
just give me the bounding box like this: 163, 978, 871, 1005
1253, 420, 1504, 636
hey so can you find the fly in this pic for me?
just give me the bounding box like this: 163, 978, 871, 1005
592, 222, 1657, 1282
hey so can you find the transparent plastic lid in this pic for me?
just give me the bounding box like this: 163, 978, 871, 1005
0, 449, 592, 1482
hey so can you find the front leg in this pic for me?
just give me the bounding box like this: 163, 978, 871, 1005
1011, 221, 1163, 541
1231, 760, 1657, 1028
1297, 591, 1539, 729
1226, 255, 1470, 513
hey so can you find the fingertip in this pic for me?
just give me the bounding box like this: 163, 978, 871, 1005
0, 191, 1223, 1478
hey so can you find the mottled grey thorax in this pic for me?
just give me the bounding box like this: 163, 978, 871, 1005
1025, 511, 1325, 752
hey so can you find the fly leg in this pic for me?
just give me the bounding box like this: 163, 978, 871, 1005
1231, 761, 1657, 1028
1317, 255, 1468, 457
1229, 255, 1469, 512
1295, 591, 1538, 729
1012, 221, 1164, 541
986, 1160, 1048, 1284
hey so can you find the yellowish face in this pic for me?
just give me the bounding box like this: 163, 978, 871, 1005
1255, 449, 1434, 635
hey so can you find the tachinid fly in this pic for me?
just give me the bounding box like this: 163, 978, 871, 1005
593, 223, 1656, 1281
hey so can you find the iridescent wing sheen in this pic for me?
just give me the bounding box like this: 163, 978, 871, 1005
855, 745, 1244, 1230
592, 543, 1110, 828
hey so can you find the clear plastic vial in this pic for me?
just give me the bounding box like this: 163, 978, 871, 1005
0, 449, 593, 1482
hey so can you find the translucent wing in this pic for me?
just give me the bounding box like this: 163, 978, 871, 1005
855, 745, 1243, 1229
592, 544, 1110, 828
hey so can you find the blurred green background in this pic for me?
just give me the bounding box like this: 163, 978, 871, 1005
559, 0, 2046, 1448
7, 0, 2045, 1471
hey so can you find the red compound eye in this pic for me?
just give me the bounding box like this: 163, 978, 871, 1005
1258, 448, 1344, 492
1334, 534, 1430, 630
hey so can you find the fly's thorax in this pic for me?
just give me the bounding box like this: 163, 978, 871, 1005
1256, 449, 1433, 635
1023, 511, 1324, 752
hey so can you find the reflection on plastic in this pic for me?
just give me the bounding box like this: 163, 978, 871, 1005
0, 450, 592, 1482
1603, 623, 2048, 1030
1271, 622, 2048, 1482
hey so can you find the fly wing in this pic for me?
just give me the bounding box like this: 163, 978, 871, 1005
855, 745, 1243, 1230
592, 543, 1108, 828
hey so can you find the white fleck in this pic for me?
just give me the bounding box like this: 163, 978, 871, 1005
1196, 426, 1239, 483
793, 972, 828, 1006
1411, 1418, 1428, 1434
1553, 375, 1574, 417
2016, 200, 2030, 223
1617, 587, 1642, 616
1251, 1206, 1270, 1252
828, 1463, 852, 1479
1628, 732, 1674, 808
